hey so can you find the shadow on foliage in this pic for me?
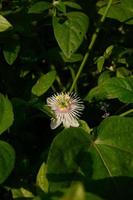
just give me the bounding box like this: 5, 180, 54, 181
0, 186, 13, 200
87, 176, 133, 200
47, 150, 133, 200
47, 172, 133, 200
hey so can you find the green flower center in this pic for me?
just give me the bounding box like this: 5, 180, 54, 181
56, 94, 71, 109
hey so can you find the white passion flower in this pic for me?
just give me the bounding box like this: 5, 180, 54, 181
47, 92, 84, 129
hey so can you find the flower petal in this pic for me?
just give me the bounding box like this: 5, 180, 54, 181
47, 92, 84, 129
70, 118, 79, 127
50, 118, 62, 129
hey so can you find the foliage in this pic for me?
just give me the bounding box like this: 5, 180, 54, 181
0, 0, 133, 199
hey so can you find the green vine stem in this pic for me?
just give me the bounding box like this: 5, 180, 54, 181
69, 0, 113, 93
120, 109, 133, 117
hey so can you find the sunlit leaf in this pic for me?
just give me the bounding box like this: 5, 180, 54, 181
36, 162, 49, 193
0, 140, 15, 184
0, 15, 12, 32
61, 183, 85, 200
0, 93, 14, 135
12, 187, 34, 199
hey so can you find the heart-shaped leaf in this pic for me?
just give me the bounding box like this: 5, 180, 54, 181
0, 140, 15, 184
83, 116, 133, 199
46, 127, 91, 192
90, 116, 133, 178
46, 116, 133, 199
53, 12, 89, 58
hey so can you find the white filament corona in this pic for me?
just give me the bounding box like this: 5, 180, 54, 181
47, 92, 84, 129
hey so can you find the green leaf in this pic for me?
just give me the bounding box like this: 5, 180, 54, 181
0, 15, 12, 32
104, 77, 133, 103
64, 2, 82, 10
79, 120, 92, 134
12, 187, 34, 199
0, 93, 14, 134
98, 70, 112, 85
36, 162, 49, 193
53, 12, 89, 58
122, 0, 133, 13
62, 182, 85, 200
47, 116, 133, 198
3, 42, 20, 65
85, 116, 133, 198
92, 116, 133, 176
54, 2, 66, 13
86, 193, 103, 200
103, 45, 114, 59
32, 71, 56, 96
98, 0, 133, 24
46, 128, 91, 192
28, 1, 51, 14
86, 77, 133, 103
85, 84, 107, 102
97, 56, 105, 73
116, 67, 131, 78
60, 52, 83, 63
0, 140, 15, 184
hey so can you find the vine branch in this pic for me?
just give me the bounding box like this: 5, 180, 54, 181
69, 0, 113, 92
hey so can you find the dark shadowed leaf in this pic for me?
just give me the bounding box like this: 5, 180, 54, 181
3, 42, 20, 65
47, 128, 91, 192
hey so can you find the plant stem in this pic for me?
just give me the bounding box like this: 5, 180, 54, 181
120, 109, 133, 117
69, 0, 113, 93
